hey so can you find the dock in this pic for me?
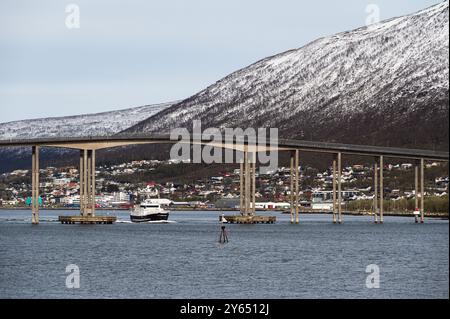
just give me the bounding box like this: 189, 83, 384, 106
59, 215, 116, 224
222, 215, 276, 224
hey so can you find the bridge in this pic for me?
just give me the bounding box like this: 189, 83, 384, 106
0, 134, 448, 225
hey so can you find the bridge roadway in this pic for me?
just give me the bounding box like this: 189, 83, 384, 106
0, 134, 448, 225
0, 134, 448, 160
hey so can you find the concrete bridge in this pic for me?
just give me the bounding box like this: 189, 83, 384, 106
0, 134, 448, 225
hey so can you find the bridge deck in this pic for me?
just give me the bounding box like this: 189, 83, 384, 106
0, 134, 447, 160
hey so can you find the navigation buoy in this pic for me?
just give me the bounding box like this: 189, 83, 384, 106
219, 225, 229, 244
413, 208, 420, 223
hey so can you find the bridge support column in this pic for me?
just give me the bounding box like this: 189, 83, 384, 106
251, 153, 256, 216
83, 150, 88, 215
79, 150, 84, 215
79, 149, 96, 217
92, 149, 96, 215
374, 159, 379, 223
31, 146, 40, 224
420, 158, 425, 223
414, 162, 419, 223
240, 147, 253, 216
290, 151, 294, 223
332, 156, 337, 224
379, 155, 384, 223
240, 158, 244, 215
89, 150, 96, 216
86, 150, 92, 215
295, 150, 299, 224
337, 152, 343, 224
245, 148, 250, 215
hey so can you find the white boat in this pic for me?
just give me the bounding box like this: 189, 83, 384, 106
130, 199, 170, 223
219, 214, 228, 223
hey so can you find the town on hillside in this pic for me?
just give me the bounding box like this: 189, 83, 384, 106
0, 159, 448, 214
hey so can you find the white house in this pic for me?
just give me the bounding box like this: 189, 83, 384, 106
254, 202, 290, 210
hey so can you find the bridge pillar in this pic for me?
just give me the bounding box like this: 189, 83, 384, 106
83, 150, 88, 215
86, 149, 92, 215
332, 156, 337, 224
374, 159, 379, 223
295, 149, 299, 224
31, 146, 40, 224
379, 155, 384, 223
251, 153, 256, 216
79, 149, 96, 217
420, 158, 425, 223
290, 151, 294, 223
245, 148, 250, 215
240, 159, 244, 215
337, 152, 343, 224
79, 150, 84, 215
414, 162, 419, 223
91, 149, 96, 216
239, 147, 254, 216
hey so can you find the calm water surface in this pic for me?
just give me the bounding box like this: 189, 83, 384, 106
0, 210, 448, 298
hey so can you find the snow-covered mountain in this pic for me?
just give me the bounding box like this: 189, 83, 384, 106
0, 2, 448, 173
124, 2, 449, 150
0, 102, 174, 139
0, 102, 174, 173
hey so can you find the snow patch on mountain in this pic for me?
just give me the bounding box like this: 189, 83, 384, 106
0, 102, 175, 173
0, 102, 175, 140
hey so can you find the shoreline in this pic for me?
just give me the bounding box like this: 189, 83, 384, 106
0, 207, 447, 219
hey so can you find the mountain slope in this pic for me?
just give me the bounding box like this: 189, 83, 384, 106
0, 102, 174, 139
0, 102, 174, 173
124, 2, 449, 150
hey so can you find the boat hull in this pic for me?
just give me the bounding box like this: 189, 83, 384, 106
130, 212, 169, 223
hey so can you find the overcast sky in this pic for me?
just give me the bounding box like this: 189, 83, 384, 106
0, 0, 441, 123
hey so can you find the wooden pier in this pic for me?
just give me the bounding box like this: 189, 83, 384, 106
59, 215, 116, 224
222, 215, 276, 224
